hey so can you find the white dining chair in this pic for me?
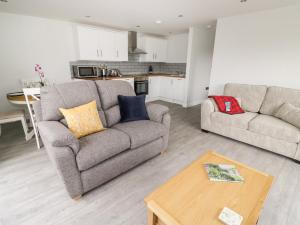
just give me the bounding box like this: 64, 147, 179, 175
23, 88, 41, 149
0, 110, 31, 141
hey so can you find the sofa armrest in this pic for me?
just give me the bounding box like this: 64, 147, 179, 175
38, 121, 80, 154
201, 99, 215, 130
146, 103, 169, 123
146, 103, 171, 151
44, 145, 83, 198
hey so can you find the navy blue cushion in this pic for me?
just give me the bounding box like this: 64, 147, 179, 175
118, 95, 149, 123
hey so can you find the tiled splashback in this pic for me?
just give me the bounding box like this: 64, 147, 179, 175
70, 59, 186, 76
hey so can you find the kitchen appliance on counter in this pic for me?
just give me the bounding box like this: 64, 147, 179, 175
73, 64, 122, 78
134, 76, 148, 95
99, 64, 108, 77
109, 69, 121, 77
73, 66, 98, 78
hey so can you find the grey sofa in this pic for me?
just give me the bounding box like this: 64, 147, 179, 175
201, 83, 300, 161
33, 80, 170, 199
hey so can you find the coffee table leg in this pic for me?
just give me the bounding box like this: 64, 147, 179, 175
148, 209, 158, 225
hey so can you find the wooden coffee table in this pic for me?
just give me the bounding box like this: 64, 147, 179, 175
145, 151, 273, 225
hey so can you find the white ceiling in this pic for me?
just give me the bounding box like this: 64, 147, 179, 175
0, 0, 299, 35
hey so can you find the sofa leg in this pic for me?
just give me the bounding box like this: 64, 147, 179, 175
72, 195, 82, 201
201, 129, 209, 133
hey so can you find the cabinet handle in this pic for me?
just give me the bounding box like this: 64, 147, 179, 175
97, 49, 99, 57
117, 50, 119, 57
101, 49, 103, 57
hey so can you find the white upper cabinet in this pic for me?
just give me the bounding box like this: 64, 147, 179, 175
167, 33, 188, 63
138, 33, 188, 63
156, 38, 167, 62
141, 36, 156, 62
139, 35, 167, 62
114, 31, 128, 61
76, 27, 187, 63
98, 29, 115, 60
76, 25, 128, 61
77, 26, 100, 60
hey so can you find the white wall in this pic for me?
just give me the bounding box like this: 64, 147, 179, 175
0, 13, 76, 111
209, 5, 300, 95
184, 26, 215, 107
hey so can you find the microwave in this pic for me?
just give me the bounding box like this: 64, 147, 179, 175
73, 66, 98, 78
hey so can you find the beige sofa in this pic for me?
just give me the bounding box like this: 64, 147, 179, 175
201, 83, 300, 161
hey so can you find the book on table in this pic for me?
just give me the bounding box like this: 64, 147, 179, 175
204, 163, 244, 182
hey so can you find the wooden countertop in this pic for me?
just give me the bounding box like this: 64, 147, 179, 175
74, 73, 185, 81
7, 93, 38, 105
75, 76, 134, 81
146, 73, 185, 78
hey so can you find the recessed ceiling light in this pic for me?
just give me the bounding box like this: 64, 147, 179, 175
206, 24, 212, 29
136, 25, 141, 28
240, 0, 247, 2
155, 20, 162, 24
178, 14, 184, 18
0, 0, 8, 2
85, 15, 91, 18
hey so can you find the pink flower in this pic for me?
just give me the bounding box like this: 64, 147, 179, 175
35, 64, 45, 80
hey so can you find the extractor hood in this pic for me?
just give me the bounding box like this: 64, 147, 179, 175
128, 31, 147, 54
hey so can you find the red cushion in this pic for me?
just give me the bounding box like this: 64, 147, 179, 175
209, 96, 245, 115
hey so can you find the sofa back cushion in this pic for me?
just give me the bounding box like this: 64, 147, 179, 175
224, 83, 267, 113
41, 81, 106, 126
260, 86, 300, 116
274, 103, 300, 129
95, 80, 135, 127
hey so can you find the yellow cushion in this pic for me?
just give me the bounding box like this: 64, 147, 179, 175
59, 101, 105, 138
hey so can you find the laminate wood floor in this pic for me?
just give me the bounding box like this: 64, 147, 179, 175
0, 101, 300, 225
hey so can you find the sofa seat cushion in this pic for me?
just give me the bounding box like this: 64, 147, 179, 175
249, 115, 300, 143
113, 120, 167, 149
76, 129, 130, 171
211, 112, 258, 130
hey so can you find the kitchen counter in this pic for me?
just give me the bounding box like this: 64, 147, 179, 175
74, 73, 185, 81
74, 76, 135, 81
74, 72, 186, 106
146, 73, 185, 78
